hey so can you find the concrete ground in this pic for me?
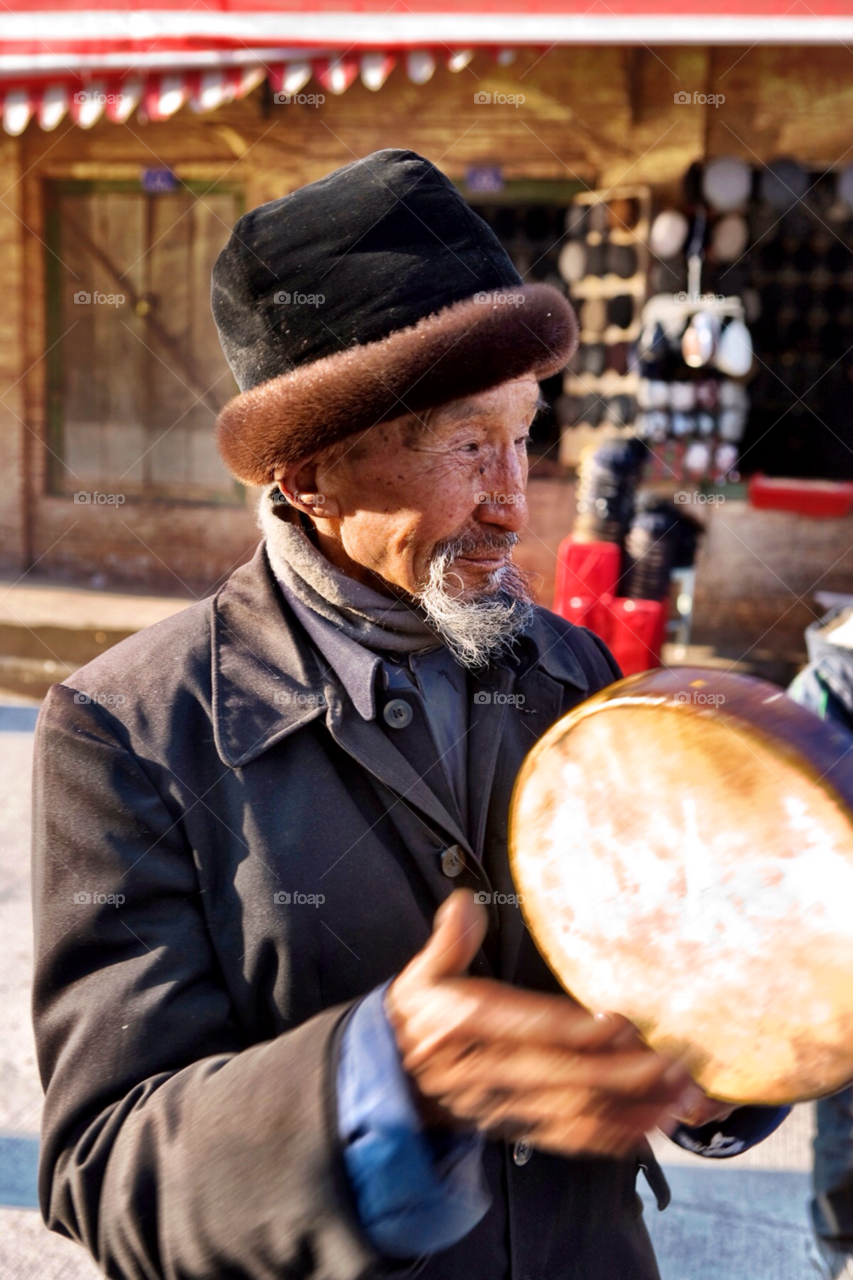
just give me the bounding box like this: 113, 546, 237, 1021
0, 699, 830, 1279
643, 1112, 823, 1279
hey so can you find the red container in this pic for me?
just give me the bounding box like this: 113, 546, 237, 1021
605, 598, 666, 676
558, 594, 600, 629
554, 539, 622, 617
748, 474, 853, 518
558, 594, 614, 638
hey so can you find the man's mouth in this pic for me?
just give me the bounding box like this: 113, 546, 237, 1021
440, 532, 518, 570
454, 551, 510, 572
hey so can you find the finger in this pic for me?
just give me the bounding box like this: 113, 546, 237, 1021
593, 1013, 646, 1052
461, 1080, 681, 1141
408, 1040, 690, 1103
394, 979, 642, 1064
473, 1095, 672, 1158
399, 890, 488, 987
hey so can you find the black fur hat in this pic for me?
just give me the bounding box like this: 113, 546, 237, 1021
212, 148, 578, 485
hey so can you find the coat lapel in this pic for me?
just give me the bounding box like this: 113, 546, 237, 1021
496, 663, 567, 982
212, 544, 329, 768
327, 696, 473, 859
212, 544, 480, 908
212, 546, 596, 982
467, 664, 514, 861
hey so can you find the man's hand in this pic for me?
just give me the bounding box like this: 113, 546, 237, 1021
386, 889, 723, 1160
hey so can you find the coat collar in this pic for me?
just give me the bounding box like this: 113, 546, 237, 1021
513, 608, 590, 694
212, 542, 589, 768
212, 543, 331, 767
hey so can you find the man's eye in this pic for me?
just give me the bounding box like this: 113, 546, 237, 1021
516, 433, 532, 448
461, 441, 481, 453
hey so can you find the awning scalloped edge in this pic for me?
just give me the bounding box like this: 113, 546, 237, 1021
0, 48, 520, 134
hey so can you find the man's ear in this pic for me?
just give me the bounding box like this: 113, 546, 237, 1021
275, 456, 340, 519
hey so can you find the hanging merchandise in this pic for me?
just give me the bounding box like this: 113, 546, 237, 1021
580, 296, 608, 336
684, 440, 712, 477
624, 509, 676, 600
634, 286, 752, 481
736, 157, 853, 478
650, 210, 690, 259
573, 438, 647, 544
558, 184, 652, 467
711, 214, 750, 263
682, 312, 721, 368
701, 157, 752, 212
714, 318, 754, 377
558, 240, 586, 284
565, 205, 589, 238
836, 163, 853, 213
760, 157, 809, 212
714, 443, 740, 481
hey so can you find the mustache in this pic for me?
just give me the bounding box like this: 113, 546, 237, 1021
433, 529, 520, 560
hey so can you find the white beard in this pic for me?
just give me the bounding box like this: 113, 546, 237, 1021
413, 533, 535, 670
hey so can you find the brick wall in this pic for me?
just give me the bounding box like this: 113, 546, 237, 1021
0, 136, 27, 575
6, 44, 853, 596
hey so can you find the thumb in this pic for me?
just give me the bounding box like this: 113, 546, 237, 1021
406, 889, 488, 985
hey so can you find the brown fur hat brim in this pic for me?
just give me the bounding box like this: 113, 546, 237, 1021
215, 283, 577, 486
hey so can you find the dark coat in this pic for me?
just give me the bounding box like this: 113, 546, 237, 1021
32, 542, 663, 1280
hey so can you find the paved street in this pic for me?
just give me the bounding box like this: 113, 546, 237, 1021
0, 701, 828, 1279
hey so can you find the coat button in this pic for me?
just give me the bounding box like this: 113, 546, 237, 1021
440, 844, 465, 877
513, 1136, 534, 1166
383, 698, 413, 728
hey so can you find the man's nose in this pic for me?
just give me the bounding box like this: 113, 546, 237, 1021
475, 456, 528, 531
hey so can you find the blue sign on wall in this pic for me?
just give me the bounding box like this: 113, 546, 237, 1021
465, 166, 504, 194
141, 168, 178, 194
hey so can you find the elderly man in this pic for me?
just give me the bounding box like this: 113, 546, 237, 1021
32, 149, 786, 1280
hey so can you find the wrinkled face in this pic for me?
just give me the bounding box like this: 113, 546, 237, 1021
279, 376, 540, 598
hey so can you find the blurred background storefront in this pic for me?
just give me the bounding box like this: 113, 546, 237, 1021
5, 0, 853, 693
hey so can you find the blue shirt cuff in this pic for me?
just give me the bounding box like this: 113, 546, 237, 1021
669, 1105, 792, 1158
336, 980, 491, 1258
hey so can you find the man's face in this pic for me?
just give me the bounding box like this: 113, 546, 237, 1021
291, 377, 539, 598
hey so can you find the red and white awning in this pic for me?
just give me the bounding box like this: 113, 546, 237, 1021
0, 53, 497, 136
2, 0, 853, 135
